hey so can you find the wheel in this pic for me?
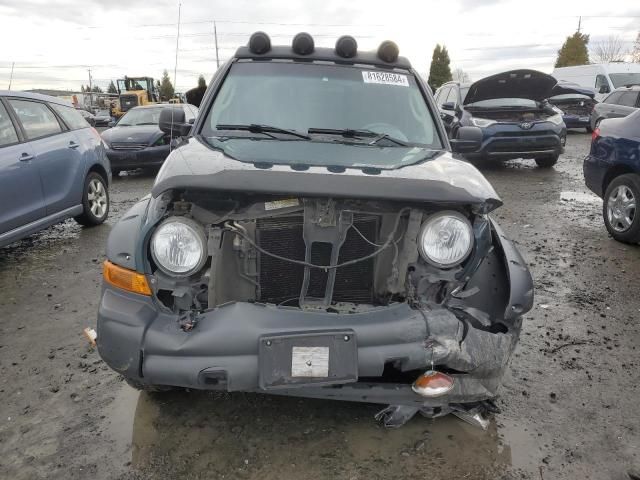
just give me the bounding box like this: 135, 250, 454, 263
124, 376, 173, 392
74, 172, 109, 226
535, 155, 559, 168
602, 174, 640, 244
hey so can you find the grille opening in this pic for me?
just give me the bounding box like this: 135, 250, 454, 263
256, 214, 379, 305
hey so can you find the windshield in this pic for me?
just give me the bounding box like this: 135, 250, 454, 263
202, 62, 442, 153
466, 98, 538, 108
609, 73, 640, 88
118, 107, 162, 126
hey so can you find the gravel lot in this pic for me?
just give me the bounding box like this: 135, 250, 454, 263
1, 131, 639, 480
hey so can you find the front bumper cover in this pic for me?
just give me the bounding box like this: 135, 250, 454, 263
105, 144, 170, 169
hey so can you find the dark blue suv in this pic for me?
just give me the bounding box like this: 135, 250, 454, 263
0, 91, 111, 247
584, 109, 640, 243
435, 70, 567, 167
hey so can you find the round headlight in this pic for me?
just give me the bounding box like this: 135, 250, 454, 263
151, 217, 207, 276
418, 212, 473, 268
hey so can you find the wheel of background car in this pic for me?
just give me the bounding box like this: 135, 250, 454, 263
74, 172, 109, 226
602, 174, 640, 244
360, 123, 408, 142
534, 155, 559, 168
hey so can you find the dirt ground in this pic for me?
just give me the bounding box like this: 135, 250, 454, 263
1, 131, 639, 480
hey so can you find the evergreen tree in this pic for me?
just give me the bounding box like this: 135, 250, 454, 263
197, 75, 207, 89
428, 44, 453, 91
107, 80, 118, 94
159, 70, 175, 100
555, 32, 590, 67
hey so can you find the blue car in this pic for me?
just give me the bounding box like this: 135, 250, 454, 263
584, 109, 640, 243
0, 91, 111, 248
436, 70, 568, 167
548, 82, 597, 132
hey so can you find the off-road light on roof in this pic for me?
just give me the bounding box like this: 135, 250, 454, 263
377, 40, 399, 63
249, 31, 271, 54
292, 32, 315, 55
335, 35, 358, 58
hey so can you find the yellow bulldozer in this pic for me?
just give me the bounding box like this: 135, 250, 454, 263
111, 76, 160, 118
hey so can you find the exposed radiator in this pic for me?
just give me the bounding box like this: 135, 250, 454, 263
256, 215, 378, 305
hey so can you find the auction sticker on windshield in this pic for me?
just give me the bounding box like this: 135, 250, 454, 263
362, 71, 409, 87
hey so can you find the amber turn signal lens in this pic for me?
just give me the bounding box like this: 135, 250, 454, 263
103, 260, 152, 296
412, 370, 455, 397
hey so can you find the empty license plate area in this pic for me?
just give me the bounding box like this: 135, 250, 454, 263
258, 330, 358, 389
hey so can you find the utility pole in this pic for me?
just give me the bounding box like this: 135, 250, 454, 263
173, 2, 182, 101
214, 21, 220, 68
87, 68, 93, 109
577, 16, 582, 33
8, 62, 15, 90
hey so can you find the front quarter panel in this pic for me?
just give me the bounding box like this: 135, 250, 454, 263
106, 196, 151, 270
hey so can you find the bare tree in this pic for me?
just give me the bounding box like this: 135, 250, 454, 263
632, 32, 640, 63
592, 36, 628, 63
452, 68, 471, 83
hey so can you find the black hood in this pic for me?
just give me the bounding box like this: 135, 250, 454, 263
464, 69, 558, 105
101, 125, 163, 145
151, 137, 503, 213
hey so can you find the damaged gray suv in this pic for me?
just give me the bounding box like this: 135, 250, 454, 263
97, 33, 534, 427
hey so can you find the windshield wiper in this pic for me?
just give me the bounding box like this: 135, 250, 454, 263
216, 124, 310, 140
308, 128, 407, 146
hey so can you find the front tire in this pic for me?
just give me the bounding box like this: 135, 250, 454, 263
74, 172, 109, 226
535, 155, 559, 168
603, 174, 640, 244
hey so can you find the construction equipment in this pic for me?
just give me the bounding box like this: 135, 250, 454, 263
112, 77, 159, 117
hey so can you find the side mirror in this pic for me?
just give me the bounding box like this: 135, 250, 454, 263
107, 121, 116, 128
598, 85, 610, 94
159, 107, 191, 136
450, 126, 482, 153
441, 101, 456, 111
188, 117, 195, 125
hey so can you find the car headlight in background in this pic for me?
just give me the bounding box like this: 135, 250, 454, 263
547, 113, 564, 125
151, 217, 207, 276
470, 117, 496, 128
418, 211, 474, 268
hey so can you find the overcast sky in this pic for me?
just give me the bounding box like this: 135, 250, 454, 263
1, 0, 638, 92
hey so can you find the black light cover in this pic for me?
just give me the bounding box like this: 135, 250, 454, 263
292, 32, 315, 55
377, 40, 399, 63
249, 32, 271, 54
335, 35, 358, 58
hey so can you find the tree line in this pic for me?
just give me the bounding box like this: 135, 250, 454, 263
427, 30, 640, 91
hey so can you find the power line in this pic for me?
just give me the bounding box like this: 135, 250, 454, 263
85, 19, 384, 29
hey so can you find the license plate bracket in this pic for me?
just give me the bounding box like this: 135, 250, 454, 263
259, 330, 358, 389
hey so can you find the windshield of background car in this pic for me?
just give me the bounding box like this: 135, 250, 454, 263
609, 73, 640, 88
466, 98, 538, 108
202, 62, 442, 152
118, 108, 162, 126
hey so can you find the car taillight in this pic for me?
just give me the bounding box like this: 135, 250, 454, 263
591, 127, 600, 142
